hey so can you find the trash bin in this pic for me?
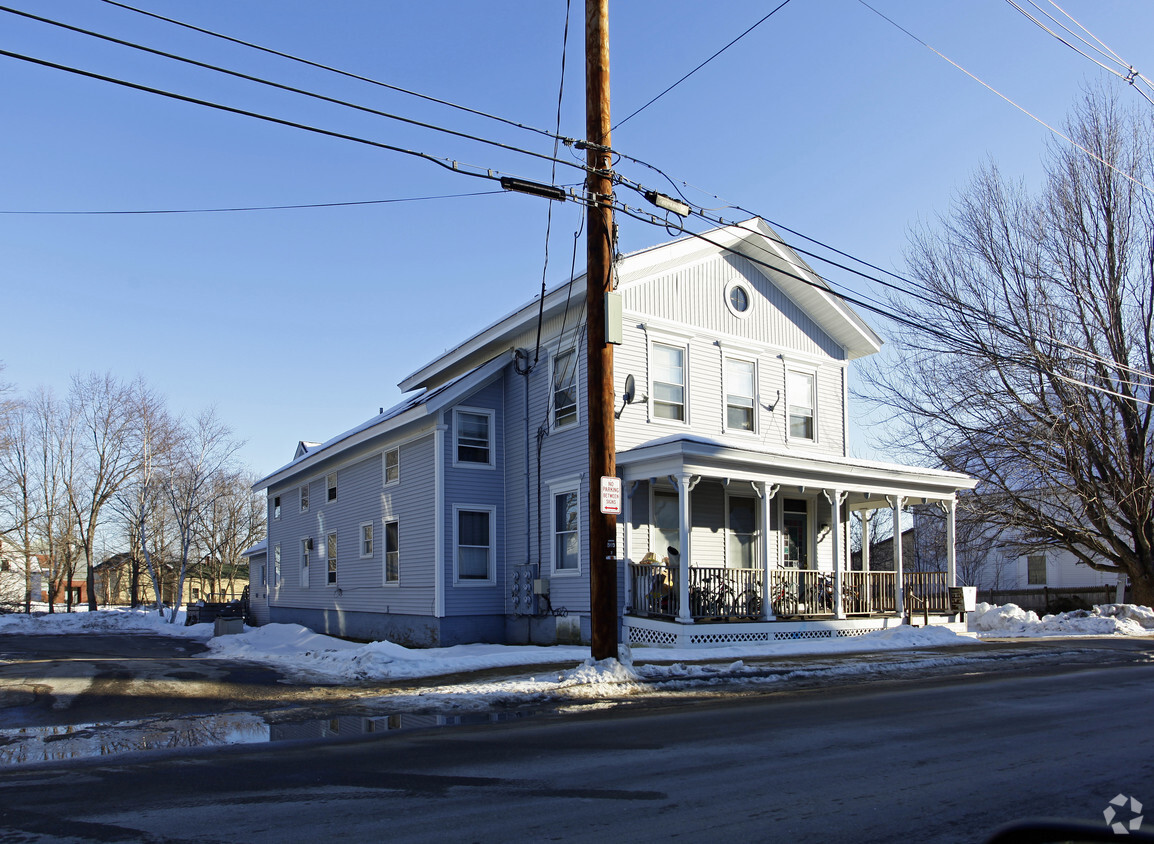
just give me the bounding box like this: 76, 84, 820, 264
214, 616, 244, 636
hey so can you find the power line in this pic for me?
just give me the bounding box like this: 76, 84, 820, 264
0, 48, 570, 191
1004, 0, 1154, 107
99, 0, 578, 148
612, 0, 795, 133
0, 191, 504, 215
1, 6, 587, 176
856, 0, 1154, 197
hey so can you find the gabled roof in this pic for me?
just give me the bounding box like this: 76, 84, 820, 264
398, 218, 883, 393
253, 351, 512, 491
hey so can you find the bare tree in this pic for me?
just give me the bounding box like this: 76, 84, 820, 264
863, 89, 1154, 604
66, 374, 150, 611
0, 400, 38, 612
195, 471, 265, 601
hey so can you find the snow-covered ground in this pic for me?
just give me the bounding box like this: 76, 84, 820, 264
2, 602, 1151, 697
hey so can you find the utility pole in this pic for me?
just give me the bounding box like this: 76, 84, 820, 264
585, 0, 617, 661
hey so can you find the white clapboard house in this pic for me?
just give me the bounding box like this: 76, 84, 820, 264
250, 219, 976, 647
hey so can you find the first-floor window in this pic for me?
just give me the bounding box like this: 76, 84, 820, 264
273, 544, 282, 586
327, 533, 338, 585
654, 490, 679, 562
301, 537, 311, 587
553, 489, 579, 573
384, 521, 399, 584
360, 521, 374, 558
1027, 554, 1046, 585
456, 508, 493, 582
728, 496, 757, 569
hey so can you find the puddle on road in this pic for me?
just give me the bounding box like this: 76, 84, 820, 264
0, 709, 543, 769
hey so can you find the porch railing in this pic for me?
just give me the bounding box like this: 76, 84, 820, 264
629, 563, 952, 620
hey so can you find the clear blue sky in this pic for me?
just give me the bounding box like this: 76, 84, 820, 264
3, 0, 1152, 477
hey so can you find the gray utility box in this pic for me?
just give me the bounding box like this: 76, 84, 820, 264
214, 616, 244, 636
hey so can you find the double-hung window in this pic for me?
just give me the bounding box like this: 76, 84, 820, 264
455, 506, 494, 583
273, 496, 281, 520
326, 533, 338, 585
652, 342, 686, 422
552, 487, 580, 574
384, 521, 399, 584
727, 496, 757, 569
327, 473, 338, 502
360, 521, 374, 559
300, 484, 309, 513
273, 544, 282, 587
455, 408, 494, 467
787, 370, 815, 441
1027, 554, 1046, 585
384, 448, 399, 485
726, 358, 756, 432
552, 349, 578, 429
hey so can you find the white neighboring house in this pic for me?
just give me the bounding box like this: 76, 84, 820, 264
0, 540, 42, 607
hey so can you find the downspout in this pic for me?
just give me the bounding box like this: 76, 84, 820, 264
434, 421, 446, 618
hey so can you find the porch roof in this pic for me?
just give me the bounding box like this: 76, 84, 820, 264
616, 435, 977, 502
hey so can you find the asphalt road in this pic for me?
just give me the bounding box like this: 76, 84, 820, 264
0, 635, 1151, 843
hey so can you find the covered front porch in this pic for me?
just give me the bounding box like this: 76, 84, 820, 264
615, 436, 977, 647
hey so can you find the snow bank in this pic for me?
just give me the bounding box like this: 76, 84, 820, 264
0, 606, 211, 638
971, 602, 1154, 637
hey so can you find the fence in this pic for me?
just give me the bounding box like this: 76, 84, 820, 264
978, 584, 1126, 614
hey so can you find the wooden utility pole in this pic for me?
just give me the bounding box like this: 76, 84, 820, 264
585, 0, 617, 661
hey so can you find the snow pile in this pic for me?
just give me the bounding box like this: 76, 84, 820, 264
0, 606, 210, 638
971, 602, 1154, 637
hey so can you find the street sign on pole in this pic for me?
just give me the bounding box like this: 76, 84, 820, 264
600, 476, 622, 515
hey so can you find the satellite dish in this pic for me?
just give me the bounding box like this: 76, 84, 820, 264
623, 374, 636, 404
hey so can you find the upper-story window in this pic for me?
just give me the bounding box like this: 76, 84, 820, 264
326, 473, 338, 502
724, 278, 754, 319
787, 369, 815, 441
454, 408, 494, 468
725, 358, 756, 433
273, 496, 281, 520
552, 349, 578, 429
300, 484, 309, 513
384, 449, 399, 485
360, 521, 374, 559
652, 342, 687, 422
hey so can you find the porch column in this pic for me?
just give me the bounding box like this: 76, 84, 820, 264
623, 481, 637, 612
676, 473, 693, 624
861, 509, 873, 614
824, 489, 847, 619
889, 496, 906, 618
944, 497, 957, 587
760, 482, 779, 621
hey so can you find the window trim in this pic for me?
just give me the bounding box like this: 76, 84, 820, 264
326, 472, 338, 502
785, 366, 817, 444
649, 339, 689, 425
453, 504, 497, 585
326, 532, 338, 586
383, 448, 400, 486
550, 348, 579, 430
724, 355, 758, 435
548, 477, 582, 577
724, 277, 754, 320
360, 520, 374, 560
383, 519, 399, 586
300, 537, 312, 588
452, 407, 496, 469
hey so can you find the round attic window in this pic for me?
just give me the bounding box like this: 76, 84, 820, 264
724, 279, 753, 318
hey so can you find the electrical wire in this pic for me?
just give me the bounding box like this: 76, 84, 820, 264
612, 0, 795, 133
0, 192, 504, 215
856, 0, 1154, 197
1004, 0, 1154, 107
0, 6, 587, 176
0, 48, 572, 191
99, 0, 578, 148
